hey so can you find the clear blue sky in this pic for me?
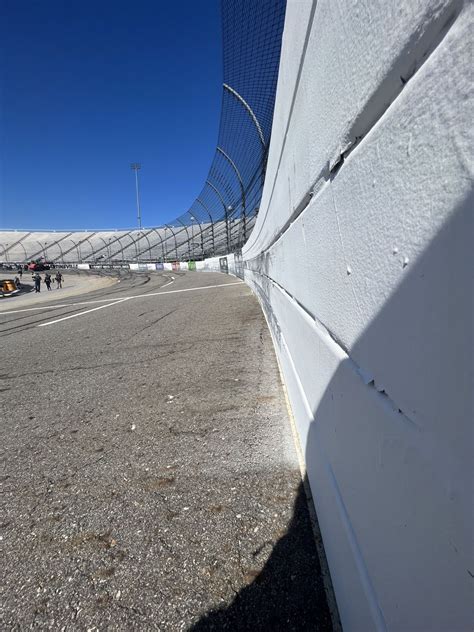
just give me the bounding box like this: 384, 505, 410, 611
0, 0, 222, 230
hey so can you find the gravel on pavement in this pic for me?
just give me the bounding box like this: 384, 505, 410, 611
1, 270, 332, 631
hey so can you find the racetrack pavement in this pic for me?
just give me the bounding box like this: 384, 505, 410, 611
0, 271, 332, 630
0, 269, 119, 311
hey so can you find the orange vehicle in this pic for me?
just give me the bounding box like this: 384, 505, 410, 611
0, 279, 20, 297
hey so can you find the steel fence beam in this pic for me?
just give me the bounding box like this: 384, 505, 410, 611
165, 225, 179, 260
176, 219, 192, 261
196, 199, 215, 255
1, 232, 32, 259
96, 230, 138, 263
205, 180, 232, 251
52, 232, 97, 262
28, 232, 73, 262
223, 83, 266, 148
216, 146, 247, 244
136, 231, 153, 260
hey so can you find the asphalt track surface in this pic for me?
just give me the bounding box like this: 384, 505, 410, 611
1, 271, 331, 630
0, 269, 118, 310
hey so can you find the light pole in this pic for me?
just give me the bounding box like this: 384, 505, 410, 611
226, 205, 233, 251
189, 216, 196, 261
131, 163, 142, 229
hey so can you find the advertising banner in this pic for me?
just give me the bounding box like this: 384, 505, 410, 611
234, 250, 244, 279
219, 257, 228, 274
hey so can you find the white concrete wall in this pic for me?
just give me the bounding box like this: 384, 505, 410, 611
197, 253, 236, 275
242, 1, 473, 630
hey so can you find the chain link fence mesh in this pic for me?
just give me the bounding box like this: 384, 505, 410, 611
0, 0, 286, 265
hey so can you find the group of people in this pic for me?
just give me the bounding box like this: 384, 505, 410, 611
31, 271, 63, 293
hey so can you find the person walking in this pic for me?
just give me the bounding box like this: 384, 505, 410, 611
44, 273, 52, 291
34, 273, 41, 293
14, 276, 21, 289
55, 271, 63, 289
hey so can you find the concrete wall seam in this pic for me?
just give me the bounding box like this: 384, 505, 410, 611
244, 0, 469, 261
251, 269, 422, 430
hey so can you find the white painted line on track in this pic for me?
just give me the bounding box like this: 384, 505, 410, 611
1, 304, 78, 314
38, 298, 131, 327
3, 280, 243, 326
130, 281, 243, 299
1, 277, 176, 316
0, 297, 125, 315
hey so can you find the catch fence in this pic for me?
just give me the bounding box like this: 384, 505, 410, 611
0, 0, 286, 265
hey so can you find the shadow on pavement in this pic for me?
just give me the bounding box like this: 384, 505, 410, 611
190, 478, 332, 632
